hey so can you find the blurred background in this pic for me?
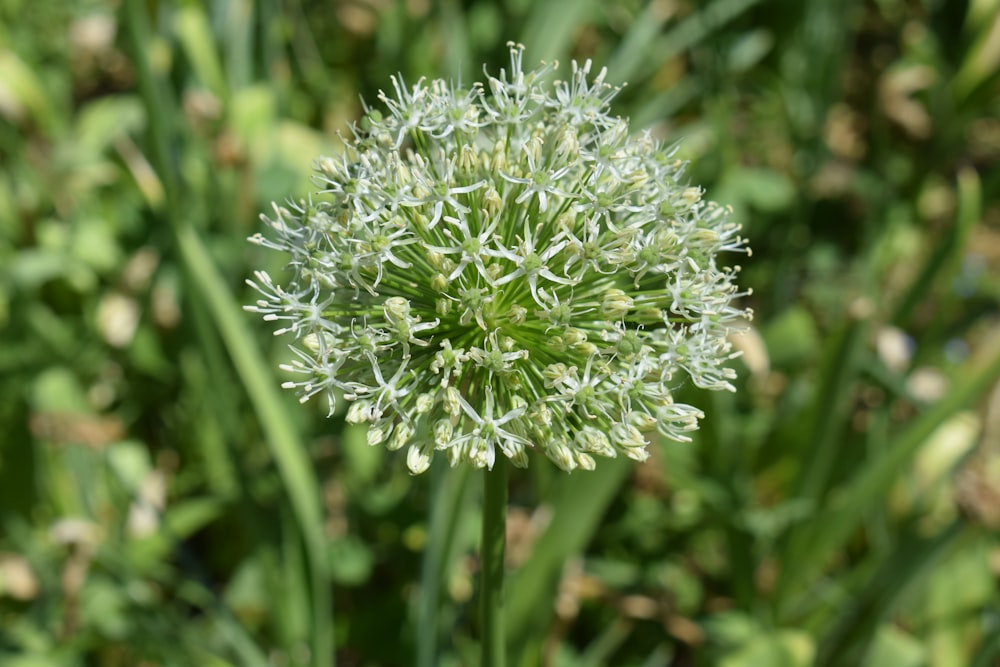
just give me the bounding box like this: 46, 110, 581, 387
2, 0, 999, 665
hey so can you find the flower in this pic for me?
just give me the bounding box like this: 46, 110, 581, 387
247, 43, 752, 474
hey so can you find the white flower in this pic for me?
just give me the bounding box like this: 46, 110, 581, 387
247, 42, 751, 474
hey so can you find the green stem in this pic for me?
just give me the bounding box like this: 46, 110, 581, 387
481, 457, 509, 667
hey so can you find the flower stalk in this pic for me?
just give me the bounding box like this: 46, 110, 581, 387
480, 458, 508, 667
247, 40, 752, 666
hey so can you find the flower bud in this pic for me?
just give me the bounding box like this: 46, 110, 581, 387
415, 392, 435, 413
507, 304, 527, 325
384, 297, 411, 323
367, 420, 391, 446
611, 422, 646, 449
577, 427, 614, 457
600, 288, 634, 319
431, 273, 448, 292
630, 411, 658, 431
575, 453, 597, 471
389, 421, 414, 451
443, 386, 462, 416
407, 444, 432, 474
346, 400, 373, 424
482, 186, 502, 217
543, 363, 573, 386
550, 439, 577, 472
433, 419, 453, 448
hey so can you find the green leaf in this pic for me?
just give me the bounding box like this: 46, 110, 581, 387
720, 629, 815, 667
893, 168, 981, 326
0, 48, 53, 128
813, 521, 965, 666
31, 367, 90, 414
174, 3, 228, 99
74, 96, 145, 154
761, 306, 821, 368
506, 458, 631, 666
124, 5, 334, 663
520, 0, 597, 65
777, 331, 1000, 616
328, 536, 375, 586
717, 167, 796, 214
863, 626, 926, 667
106, 440, 153, 493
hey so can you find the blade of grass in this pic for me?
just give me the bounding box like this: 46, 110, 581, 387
170, 552, 271, 667
814, 520, 967, 666
176, 579, 273, 667
605, 2, 678, 86
953, 5, 1000, 103
175, 4, 229, 100
795, 316, 869, 503
281, 507, 314, 657
123, 4, 333, 666
439, 0, 473, 81
184, 291, 244, 501
610, 0, 763, 86
519, 0, 597, 65
630, 79, 699, 130
176, 177, 335, 667
777, 330, 1000, 618
699, 390, 756, 611
222, 0, 254, 92
506, 457, 631, 666
970, 624, 1000, 667
415, 462, 472, 667
892, 168, 981, 327
577, 618, 633, 667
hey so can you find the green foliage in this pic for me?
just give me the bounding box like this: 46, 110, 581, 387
1, 1, 998, 666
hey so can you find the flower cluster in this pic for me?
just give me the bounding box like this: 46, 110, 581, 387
247, 44, 751, 474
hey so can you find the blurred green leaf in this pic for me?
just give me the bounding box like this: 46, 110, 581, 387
73, 96, 144, 154
81, 576, 130, 639
342, 423, 383, 487
71, 218, 121, 273
328, 536, 374, 586
761, 306, 821, 368
520, 0, 597, 64
719, 629, 815, 667
0, 48, 52, 128
106, 440, 153, 492
507, 458, 631, 665
863, 626, 926, 667
717, 167, 796, 214
925, 535, 995, 667
779, 333, 1000, 615
174, 3, 228, 99
30, 367, 89, 413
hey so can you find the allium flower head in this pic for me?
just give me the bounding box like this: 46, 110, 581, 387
247, 43, 751, 474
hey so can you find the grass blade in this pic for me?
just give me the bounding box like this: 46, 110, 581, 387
814, 521, 967, 666
777, 330, 1000, 616
123, 3, 333, 665
506, 457, 631, 665
519, 0, 597, 64
892, 168, 981, 327
415, 462, 472, 667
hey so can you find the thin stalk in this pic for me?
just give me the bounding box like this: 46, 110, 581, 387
481, 457, 509, 667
